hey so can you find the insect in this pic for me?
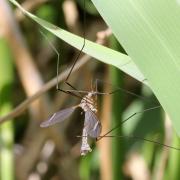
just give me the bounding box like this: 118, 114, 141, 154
40, 0, 180, 155
40, 85, 102, 155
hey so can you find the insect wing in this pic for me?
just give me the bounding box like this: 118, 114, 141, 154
40, 106, 77, 127
84, 110, 102, 138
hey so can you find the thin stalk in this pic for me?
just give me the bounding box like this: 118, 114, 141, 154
0, 38, 14, 180
110, 35, 125, 180
165, 132, 180, 180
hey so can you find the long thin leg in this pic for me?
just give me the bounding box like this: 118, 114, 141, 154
97, 135, 180, 151
97, 105, 161, 141
39, 30, 82, 99
65, 89, 89, 94
93, 79, 177, 149
94, 78, 159, 104
77, 133, 180, 151
55, 41, 83, 97
40, 0, 86, 93
64, 0, 86, 89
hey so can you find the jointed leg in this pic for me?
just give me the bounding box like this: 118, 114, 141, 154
97, 105, 161, 141
93, 79, 158, 104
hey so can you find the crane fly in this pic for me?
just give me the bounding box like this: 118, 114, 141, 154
40, 0, 180, 155
40, 88, 102, 155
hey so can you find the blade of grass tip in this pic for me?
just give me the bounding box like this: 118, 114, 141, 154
0, 38, 14, 180
110, 35, 125, 180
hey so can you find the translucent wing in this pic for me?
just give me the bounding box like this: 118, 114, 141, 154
84, 110, 102, 138
40, 106, 77, 127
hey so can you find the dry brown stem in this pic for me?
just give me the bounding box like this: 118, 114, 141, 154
0, 1, 52, 179
97, 68, 112, 180
62, 0, 80, 34
0, 0, 49, 120
0, 54, 90, 124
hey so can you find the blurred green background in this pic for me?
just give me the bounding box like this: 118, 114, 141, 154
0, 0, 180, 180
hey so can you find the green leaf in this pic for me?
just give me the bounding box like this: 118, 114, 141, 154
91, 0, 180, 136
8, 0, 146, 85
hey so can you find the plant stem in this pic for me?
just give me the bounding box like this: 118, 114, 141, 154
0, 38, 14, 180
110, 35, 125, 180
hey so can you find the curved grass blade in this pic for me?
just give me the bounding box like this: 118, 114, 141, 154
9, 0, 147, 85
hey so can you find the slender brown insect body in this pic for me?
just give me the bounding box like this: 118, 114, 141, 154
40, 91, 102, 155
79, 92, 102, 155
77, 92, 101, 155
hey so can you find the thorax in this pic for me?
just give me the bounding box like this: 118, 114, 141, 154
79, 92, 97, 112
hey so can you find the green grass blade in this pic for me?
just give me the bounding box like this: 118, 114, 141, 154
110, 36, 124, 180
8, 0, 146, 85
0, 38, 14, 180
91, 0, 180, 136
